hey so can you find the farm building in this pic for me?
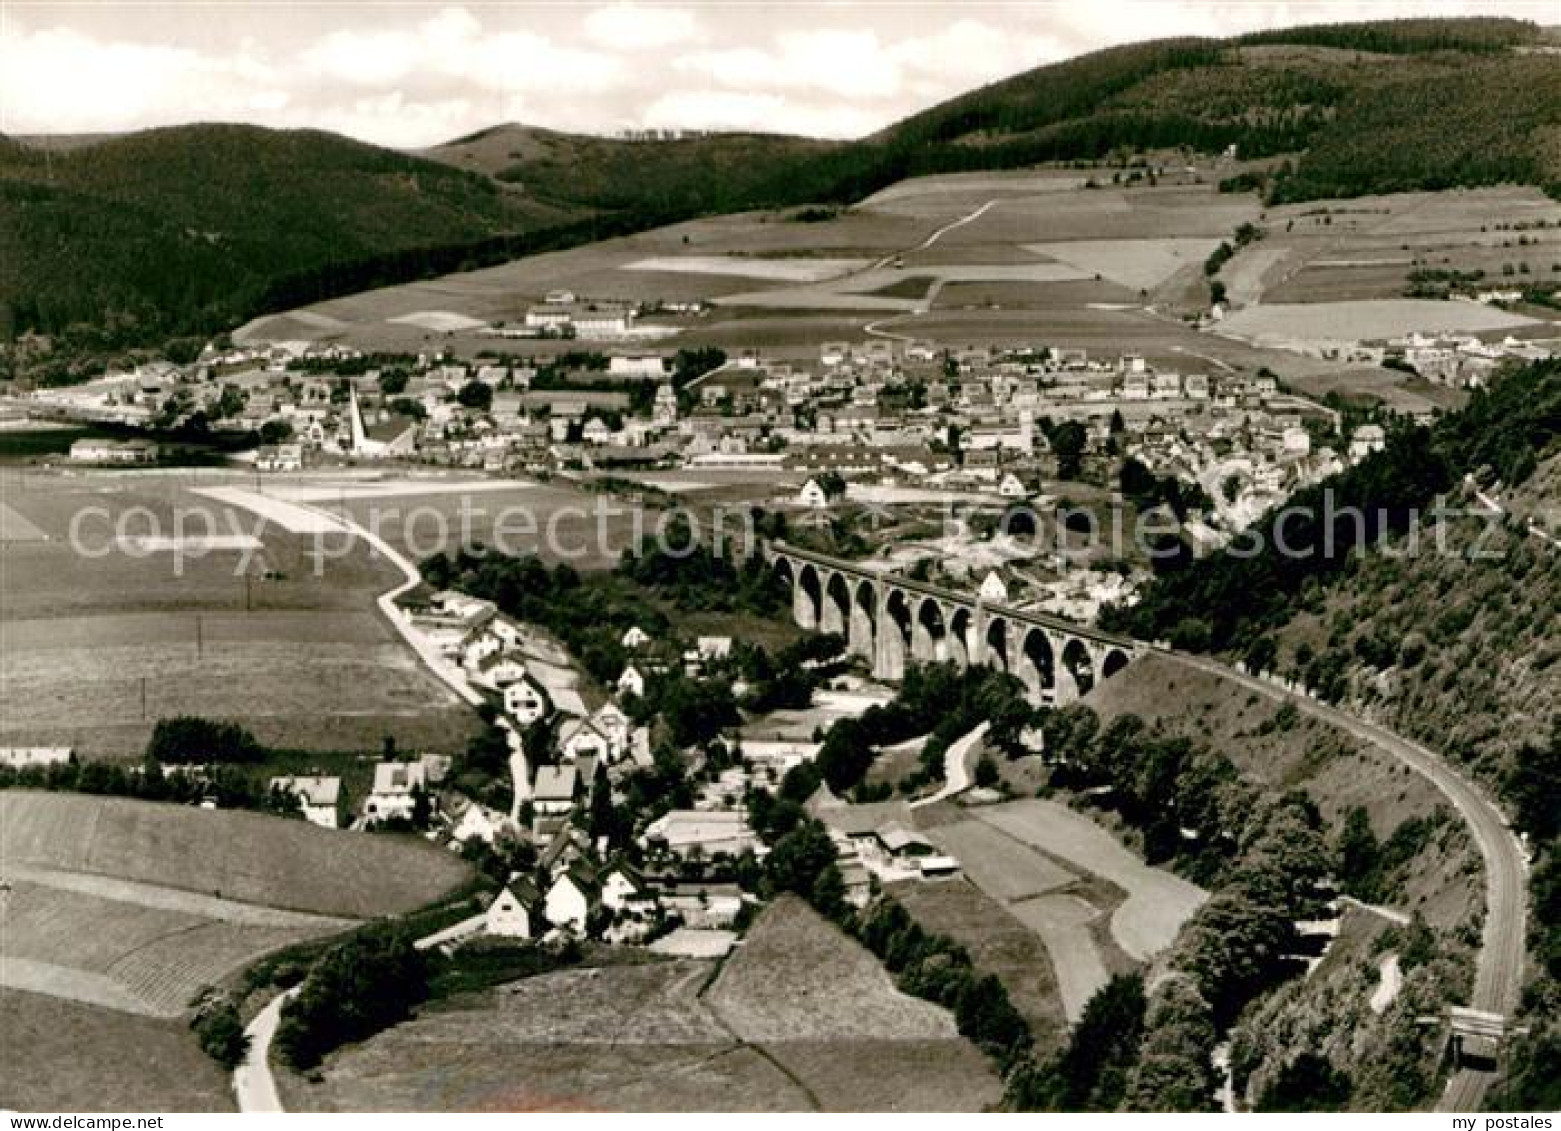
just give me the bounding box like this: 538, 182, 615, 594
0, 746, 74, 770
255, 443, 303, 471
68, 438, 159, 464
644, 809, 757, 860
365, 761, 427, 823
269, 775, 343, 829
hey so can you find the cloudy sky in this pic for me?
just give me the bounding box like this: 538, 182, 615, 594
1, 1, 1551, 147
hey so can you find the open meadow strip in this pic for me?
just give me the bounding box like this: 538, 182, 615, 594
973, 799, 1208, 961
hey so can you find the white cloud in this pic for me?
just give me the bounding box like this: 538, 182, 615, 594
676, 30, 904, 100
3, 2, 1554, 146
889, 20, 1067, 86
583, 4, 699, 50
0, 7, 626, 145
1, 23, 280, 135
300, 29, 421, 88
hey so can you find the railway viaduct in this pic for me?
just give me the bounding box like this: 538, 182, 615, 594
764, 542, 1139, 704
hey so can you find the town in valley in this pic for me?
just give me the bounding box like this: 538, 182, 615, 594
1, 4, 1559, 1118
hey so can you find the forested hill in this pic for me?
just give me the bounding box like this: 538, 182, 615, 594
425, 126, 844, 217
6, 17, 1560, 352
0, 124, 583, 347
1105, 358, 1561, 1110
823, 17, 1561, 205
436, 18, 1561, 215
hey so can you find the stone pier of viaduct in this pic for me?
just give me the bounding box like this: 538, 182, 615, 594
764, 542, 1139, 705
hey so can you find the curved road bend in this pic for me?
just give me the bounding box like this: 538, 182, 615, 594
911, 722, 990, 810
863, 197, 1003, 342
1164, 652, 1527, 1111
234, 986, 299, 1112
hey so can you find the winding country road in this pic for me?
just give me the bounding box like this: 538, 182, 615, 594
911, 722, 989, 809
234, 986, 299, 1112
1165, 652, 1527, 1111
863, 197, 1002, 342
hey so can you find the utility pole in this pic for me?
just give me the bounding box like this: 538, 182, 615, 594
196, 614, 203, 659
140, 676, 147, 720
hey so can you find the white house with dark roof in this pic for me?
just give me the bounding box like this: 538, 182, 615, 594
545, 862, 600, 932
617, 663, 648, 699
486, 874, 542, 938
557, 717, 610, 762
590, 702, 631, 756
601, 861, 658, 917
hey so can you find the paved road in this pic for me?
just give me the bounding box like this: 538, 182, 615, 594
321, 504, 486, 709
1165, 652, 1528, 1111
234, 986, 299, 1112
911, 722, 989, 809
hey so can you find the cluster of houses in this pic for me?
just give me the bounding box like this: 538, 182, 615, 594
516, 291, 643, 340
28, 333, 1384, 487
1228, 326, 1554, 386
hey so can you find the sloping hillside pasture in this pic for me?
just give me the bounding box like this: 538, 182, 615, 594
701, 897, 1004, 1111
0, 990, 236, 1112
0, 793, 472, 918
932, 277, 1142, 310
1085, 653, 1483, 927
860, 169, 1089, 208
707, 897, 962, 1043
886, 877, 1068, 1044
972, 798, 1209, 961
0, 469, 476, 756
1024, 238, 1223, 291
0, 793, 471, 1072
624, 256, 869, 283
1002, 893, 1114, 1024
286, 898, 1000, 1112
924, 819, 1077, 902
914, 811, 1142, 1023
1255, 187, 1561, 306
0, 878, 327, 1016
281, 959, 807, 1112
240, 206, 930, 348
927, 187, 1258, 246
1217, 298, 1539, 345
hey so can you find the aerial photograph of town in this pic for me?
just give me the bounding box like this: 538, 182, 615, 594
0, 0, 1558, 1118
